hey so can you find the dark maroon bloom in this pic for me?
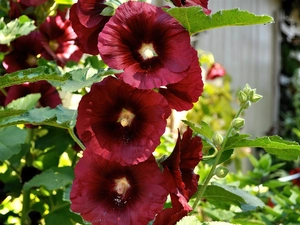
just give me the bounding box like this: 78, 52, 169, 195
70, 150, 168, 225
70, 2, 110, 55
206, 63, 226, 80
98, 1, 198, 89
5, 81, 62, 108
153, 193, 190, 225
0, 88, 8, 106
19, 0, 47, 6
76, 76, 171, 165
290, 168, 300, 186
159, 53, 203, 111
171, 0, 211, 15
161, 127, 202, 200
39, 14, 83, 67
3, 32, 43, 73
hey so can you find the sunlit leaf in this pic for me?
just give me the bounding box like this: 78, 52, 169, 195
176, 216, 201, 225
0, 15, 36, 44
166, 7, 274, 35
6, 93, 41, 110
0, 126, 27, 161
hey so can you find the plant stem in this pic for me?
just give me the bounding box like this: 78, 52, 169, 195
68, 128, 85, 150
191, 102, 247, 211
20, 189, 30, 225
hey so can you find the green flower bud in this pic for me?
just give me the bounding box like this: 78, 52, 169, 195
243, 84, 252, 95
231, 128, 239, 136
251, 93, 263, 103
215, 166, 229, 178
231, 117, 245, 130
237, 90, 248, 104
243, 100, 251, 109
212, 132, 223, 147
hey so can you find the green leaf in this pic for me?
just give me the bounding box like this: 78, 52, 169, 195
0, 66, 70, 89
204, 149, 234, 165
6, 93, 41, 110
166, 7, 274, 35
0, 126, 27, 161
224, 134, 251, 150
224, 135, 300, 161
23, 166, 74, 191
0, 105, 77, 129
204, 182, 265, 211
0, 15, 36, 44
183, 120, 215, 148
54, 0, 74, 5
176, 216, 201, 225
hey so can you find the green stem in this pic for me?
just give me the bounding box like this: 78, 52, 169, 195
191, 102, 247, 211
20, 189, 30, 225
68, 128, 85, 150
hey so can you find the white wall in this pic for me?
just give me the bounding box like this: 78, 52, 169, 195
193, 0, 280, 138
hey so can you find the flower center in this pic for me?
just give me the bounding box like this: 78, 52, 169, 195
49, 40, 59, 52
26, 54, 37, 66
138, 43, 157, 60
117, 109, 135, 127
114, 177, 131, 196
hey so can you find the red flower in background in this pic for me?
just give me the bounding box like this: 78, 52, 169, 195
206, 63, 226, 80
159, 54, 203, 111
39, 14, 83, 67
290, 168, 300, 187
70, 150, 168, 225
171, 0, 211, 15
2, 32, 43, 73
4, 81, 61, 108
8, 0, 46, 19
98, 1, 198, 89
69, 1, 110, 55
76, 76, 171, 165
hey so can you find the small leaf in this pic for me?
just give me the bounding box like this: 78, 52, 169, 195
0, 15, 36, 44
183, 120, 215, 148
54, 0, 74, 5
23, 166, 74, 191
166, 7, 274, 35
204, 183, 265, 211
0, 126, 27, 161
204, 149, 234, 165
6, 93, 41, 110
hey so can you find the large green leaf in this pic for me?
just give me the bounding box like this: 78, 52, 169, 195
224, 135, 300, 160
203, 182, 265, 211
0, 126, 27, 161
0, 105, 77, 129
0, 67, 69, 89
0, 15, 36, 44
23, 166, 74, 191
166, 7, 274, 35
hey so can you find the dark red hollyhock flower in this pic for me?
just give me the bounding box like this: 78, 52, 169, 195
3, 32, 43, 73
206, 63, 226, 80
153, 193, 190, 225
4, 81, 62, 108
98, 1, 198, 89
76, 76, 171, 165
290, 168, 300, 186
159, 53, 203, 111
70, 1, 110, 55
0, 88, 8, 107
161, 127, 202, 200
171, 0, 211, 15
70, 150, 168, 225
39, 14, 83, 67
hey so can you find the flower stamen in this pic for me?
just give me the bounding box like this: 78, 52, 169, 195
114, 177, 131, 196
118, 109, 135, 127
138, 43, 157, 60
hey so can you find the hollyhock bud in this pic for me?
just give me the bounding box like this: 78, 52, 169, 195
231, 118, 245, 130
237, 90, 248, 104
212, 132, 223, 147
215, 166, 229, 178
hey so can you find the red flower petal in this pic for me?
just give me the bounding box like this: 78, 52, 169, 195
206, 63, 226, 80
71, 151, 168, 225
76, 76, 171, 165
159, 54, 203, 111
171, 0, 211, 15
70, 3, 110, 55
98, 1, 196, 89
